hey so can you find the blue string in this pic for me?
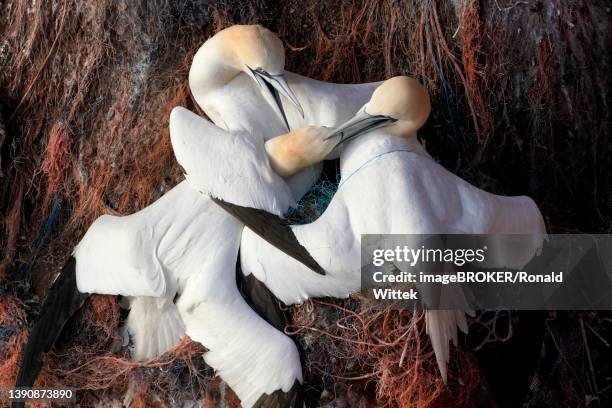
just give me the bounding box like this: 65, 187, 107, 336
0, 326, 16, 342
284, 177, 338, 224
337, 148, 414, 189
21, 192, 62, 274
285, 149, 414, 223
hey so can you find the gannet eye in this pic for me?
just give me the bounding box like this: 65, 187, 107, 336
254, 67, 272, 78
246, 65, 269, 78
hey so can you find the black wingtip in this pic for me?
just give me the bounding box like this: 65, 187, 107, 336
237, 266, 287, 331
252, 379, 303, 408
14, 256, 89, 405
211, 198, 326, 276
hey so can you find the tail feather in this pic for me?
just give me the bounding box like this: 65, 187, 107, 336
426, 309, 469, 383
14, 257, 89, 407
126, 296, 185, 361
236, 267, 287, 332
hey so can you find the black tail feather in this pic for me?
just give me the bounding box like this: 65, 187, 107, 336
236, 254, 305, 408
236, 256, 287, 332
13, 256, 89, 407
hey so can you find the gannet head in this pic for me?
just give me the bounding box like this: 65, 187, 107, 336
265, 126, 334, 177
190, 25, 304, 130
326, 76, 431, 145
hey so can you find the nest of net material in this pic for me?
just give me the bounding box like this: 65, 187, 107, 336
0, 0, 610, 406
287, 298, 480, 407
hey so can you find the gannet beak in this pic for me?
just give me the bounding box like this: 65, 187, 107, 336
247, 65, 305, 130
325, 106, 397, 146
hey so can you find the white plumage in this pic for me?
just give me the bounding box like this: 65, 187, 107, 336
170, 106, 294, 216
74, 24, 379, 407
74, 179, 304, 407
240, 131, 545, 380
125, 296, 186, 361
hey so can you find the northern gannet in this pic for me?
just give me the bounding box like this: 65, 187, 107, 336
199, 76, 546, 382
15, 25, 379, 408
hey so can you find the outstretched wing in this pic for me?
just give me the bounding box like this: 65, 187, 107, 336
169, 107, 294, 216
73, 213, 167, 297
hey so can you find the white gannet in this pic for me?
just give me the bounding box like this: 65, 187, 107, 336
16, 24, 379, 408
187, 76, 546, 383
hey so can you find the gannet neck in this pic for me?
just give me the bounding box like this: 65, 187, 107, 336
189, 25, 287, 117
189, 35, 243, 111
364, 76, 431, 139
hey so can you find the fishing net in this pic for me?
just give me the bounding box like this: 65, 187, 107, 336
0, 0, 610, 406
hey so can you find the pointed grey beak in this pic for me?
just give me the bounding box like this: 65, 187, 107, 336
325, 106, 397, 147
247, 66, 304, 131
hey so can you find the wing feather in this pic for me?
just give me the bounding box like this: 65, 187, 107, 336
169, 107, 294, 216
74, 214, 166, 297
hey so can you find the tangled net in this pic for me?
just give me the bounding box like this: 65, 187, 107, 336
0, 0, 610, 406
288, 298, 480, 407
